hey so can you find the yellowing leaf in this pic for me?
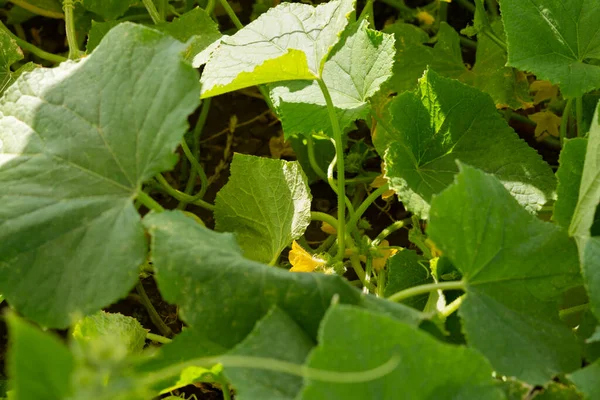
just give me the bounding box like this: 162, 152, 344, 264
289, 241, 326, 272
529, 110, 562, 140
425, 238, 443, 258
530, 80, 559, 105
269, 134, 295, 159
416, 11, 435, 26
321, 221, 337, 235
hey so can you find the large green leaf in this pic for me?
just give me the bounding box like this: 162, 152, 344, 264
570, 104, 600, 237
7, 313, 74, 400
428, 164, 581, 384
554, 138, 588, 229
0, 29, 23, 95
299, 305, 504, 400
0, 23, 201, 328
374, 22, 530, 110
500, 0, 600, 98
225, 306, 313, 400
215, 154, 312, 265
270, 20, 395, 138
199, 0, 354, 98
142, 211, 422, 349
381, 69, 555, 219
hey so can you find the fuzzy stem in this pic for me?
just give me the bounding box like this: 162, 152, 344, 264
440, 294, 465, 318
136, 191, 165, 212
0, 22, 66, 63
155, 174, 215, 211
63, 0, 80, 59
372, 217, 412, 247
142, 0, 162, 24
9, 0, 64, 18
146, 332, 172, 344
136, 282, 174, 338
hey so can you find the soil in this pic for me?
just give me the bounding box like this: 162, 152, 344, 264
0, 1, 562, 399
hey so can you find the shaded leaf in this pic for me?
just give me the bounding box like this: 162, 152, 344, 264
554, 138, 588, 229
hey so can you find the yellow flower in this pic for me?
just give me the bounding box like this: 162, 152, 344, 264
416, 10, 435, 26
289, 241, 326, 272
370, 173, 395, 200
360, 240, 398, 272
321, 221, 337, 235
529, 110, 562, 140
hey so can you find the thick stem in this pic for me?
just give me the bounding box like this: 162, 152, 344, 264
317, 78, 346, 263
0, 22, 66, 63
146, 332, 172, 344
388, 281, 466, 303
158, 0, 168, 20
372, 217, 412, 247
136, 282, 174, 338
440, 294, 465, 318
63, 0, 80, 59
142, 0, 162, 24
9, 0, 64, 18
217, 0, 243, 29
483, 28, 507, 52
311, 211, 339, 229
136, 191, 165, 212
560, 98, 573, 144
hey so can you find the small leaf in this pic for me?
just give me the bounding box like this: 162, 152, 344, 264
500, 0, 600, 98
569, 360, 600, 399
531, 80, 560, 105
530, 110, 562, 140
215, 154, 312, 265
81, 0, 136, 20
0, 28, 23, 95
299, 305, 504, 400
428, 164, 581, 384
384, 250, 432, 310
382, 69, 556, 219
199, 0, 354, 98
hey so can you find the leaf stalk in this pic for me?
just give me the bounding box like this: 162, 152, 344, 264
388, 280, 466, 303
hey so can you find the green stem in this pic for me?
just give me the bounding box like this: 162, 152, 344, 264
483, 28, 507, 52
63, 0, 80, 59
136, 191, 165, 212
560, 98, 573, 144
455, 0, 476, 13
9, 0, 64, 18
388, 281, 466, 303
559, 303, 589, 319
576, 96, 584, 137
217, 0, 243, 29
142, 0, 162, 24
345, 184, 389, 234
376, 268, 387, 297
158, 0, 168, 20
206, 0, 216, 15
311, 211, 339, 230
155, 174, 216, 211
136, 282, 174, 338
218, 375, 233, 400
317, 78, 347, 263
459, 36, 477, 49
180, 140, 209, 199
346, 173, 380, 184
372, 217, 412, 247
146, 332, 172, 344
306, 135, 328, 182
315, 235, 337, 254
139, 354, 399, 389
0, 22, 67, 63
440, 294, 465, 318
358, 0, 375, 22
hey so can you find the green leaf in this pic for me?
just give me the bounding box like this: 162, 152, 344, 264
555, 139, 588, 229
374, 22, 530, 110
0, 29, 23, 95
428, 164, 581, 384
382, 69, 556, 219
142, 210, 422, 349
199, 0, 354, 98
500, 0, 600, 98
569, 360, 600, 399
215, 154, 312, 265
270, 20, 395, 138
570, 103, 600, 237
156, 7, 222, 63
72, 311, 148, 355
580, 237, 600, 320
0, 23, 201, 328
7, 313, 74, 400
225, 306, 313, 400
86, 21, 120, 53
383, 250, 432, 310
299, 305, 504, 400
81, 0, 136, 20
535, 382, 583, 400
